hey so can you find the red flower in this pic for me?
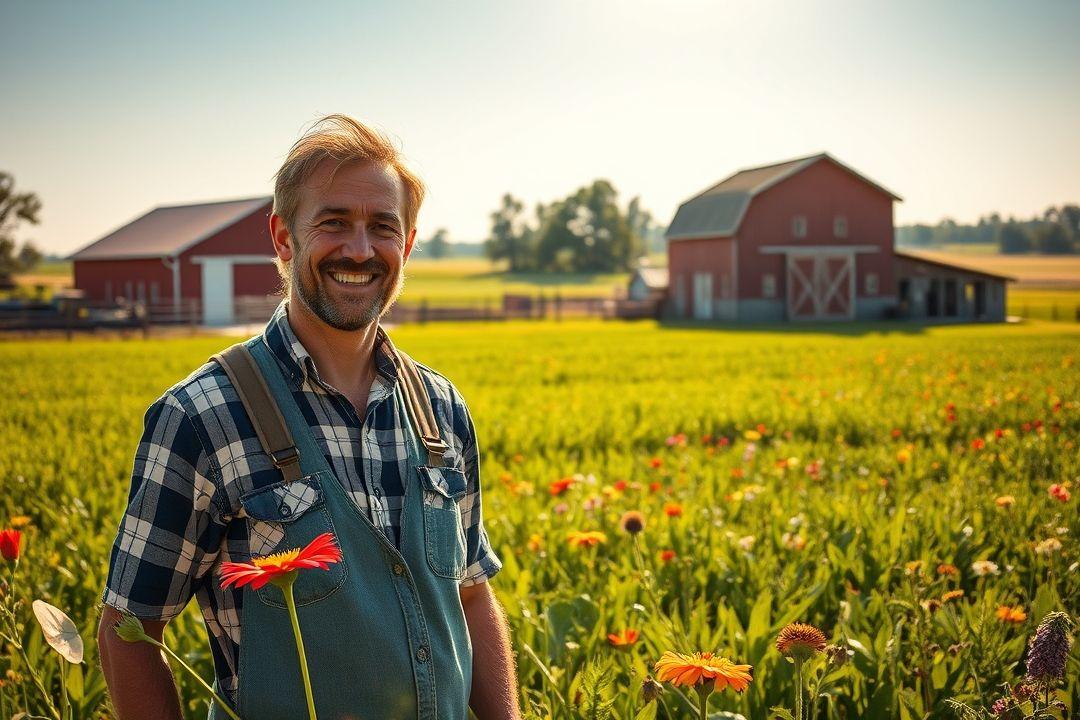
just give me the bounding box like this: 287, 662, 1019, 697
0, 529, 21, 562
613, 480, 628, 492
607, 628, 640, 647
549, 477, 575, 496
648, 481, 662, 493
663, 502, 683, 518
971, 438, 985, 450
649, 457, 663, 469
659, 549, 676, 563
1048, 484, 1071, 503
219, 532, 342, 590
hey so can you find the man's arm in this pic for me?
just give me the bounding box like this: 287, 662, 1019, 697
97, 605, 184, 720
461, 581, 520, 720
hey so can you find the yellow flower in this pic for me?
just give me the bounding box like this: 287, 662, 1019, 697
743, 429, 761, 441
566, 530, 607, 549
995, 495, 1015, 508
9, 515, 32, 529
526, 534, 543, 553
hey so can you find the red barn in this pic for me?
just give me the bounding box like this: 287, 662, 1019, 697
69, 196, 280, 325
664, 153, 1010, 322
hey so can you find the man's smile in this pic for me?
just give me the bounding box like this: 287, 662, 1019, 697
325, 269, 382, 287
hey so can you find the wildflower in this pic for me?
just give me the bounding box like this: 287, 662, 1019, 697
566, 530, 606, 549
0, 529, 21, 562
659, 549, 676, 563
553, 502, 569, 514
741, 443, 757, 463
962, 525, 974, 537
736, 535, 755, 552
8, 515, 31, 529
1048, 483, 1070, 502
776, 622, 827, 661
904, 560, 923, 576
896, 448, 911, 464
665, 433, 687, 447
219, 532, 343, 591
990, 697, 1010, 715
941, 589, 965, 604
619, 511, 645, 535
31, 600, 83, 664
549, 477, 575, 496
526, 534, 543, 552
971, 559, 999, 577
971, 438, 985, 450
613, 480, 628, 492
1025, 611, 1074, 684
663, 502, 683, 518
782, 532, 806, 551
582, 496, 603, 512
995, 495, 1015, 508
607, 628, 640, 647
648, 457, 663, 469
640, 675, 664, 703
996, 605, 1028, 624
936, 563, 958, 576
653, 651, 753, 693
743, 429, 761, 441
1035, 538, 1062, 555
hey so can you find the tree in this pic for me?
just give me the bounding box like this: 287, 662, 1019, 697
996, 223, 1031, 254
0, 172, 43, 286
1033, 222, 1074, 254
484, 194, 534, 272
423, 228, 450, 259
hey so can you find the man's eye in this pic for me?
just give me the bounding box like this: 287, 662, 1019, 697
376, 223, 399, 234
321, 219, 345, 228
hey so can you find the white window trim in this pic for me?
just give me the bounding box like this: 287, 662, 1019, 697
834, 216, 848, 238
792, 216, 808, 239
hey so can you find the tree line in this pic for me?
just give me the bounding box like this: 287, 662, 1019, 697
482, 180, 658, 273
896, 204, 1080, 255
0, 172, 43, 289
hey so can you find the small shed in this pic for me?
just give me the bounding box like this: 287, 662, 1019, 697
628, 268, 669, 301
894, 250, 1012, 322
69, 196, 278, 325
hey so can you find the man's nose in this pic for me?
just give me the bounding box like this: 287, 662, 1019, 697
339, 227, 375, 263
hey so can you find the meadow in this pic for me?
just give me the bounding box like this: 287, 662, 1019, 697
0, 318, 1077, 719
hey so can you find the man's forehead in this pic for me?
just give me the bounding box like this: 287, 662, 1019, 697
302, 159, 405, 214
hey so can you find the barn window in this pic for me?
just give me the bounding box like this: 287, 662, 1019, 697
865, 273, 879, 295
762, 274, 776, 298
792, 216, 808, 238
834, 216, 848, 238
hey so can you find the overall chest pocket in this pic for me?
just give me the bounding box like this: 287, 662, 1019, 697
417, 466, 468, 580
239, 472, 347, 608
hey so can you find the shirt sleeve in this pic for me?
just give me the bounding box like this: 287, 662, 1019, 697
101, 393, 227, 620
453, 389, 502, 587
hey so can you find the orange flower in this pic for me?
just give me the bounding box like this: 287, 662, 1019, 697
776, 622, 827, 659
219, 532, 342, 590
526, 533, 543, 553
607, 628, 640, 647
0, 529, 21, 562
936, 563, 959, 576
996, 605, 1027, 624
659, 549, 676, 563
1048, 484, 1070, 502
653, 651, 752, 693
663, 502, 683, 518
941, 589, 965, 604
566, 530, 607, 548
995, 495, 1016, 508
649, 457, 663, 469
549, 477, 575, 496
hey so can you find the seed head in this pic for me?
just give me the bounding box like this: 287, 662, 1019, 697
640, 675, 664, 703
776, 622, 827, 661
113, 612, 149, 643
619, 510, 645, 535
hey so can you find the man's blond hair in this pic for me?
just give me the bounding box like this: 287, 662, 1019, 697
272, 114, 425, 290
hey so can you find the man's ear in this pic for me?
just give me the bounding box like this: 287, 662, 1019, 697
270, 214, 294, 262
403, 227, 417, 264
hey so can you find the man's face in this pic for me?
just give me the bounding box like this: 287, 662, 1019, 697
275, 159, 415, 331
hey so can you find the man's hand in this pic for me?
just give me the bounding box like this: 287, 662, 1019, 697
97, 605, 185, 720
460, 582, 521, 720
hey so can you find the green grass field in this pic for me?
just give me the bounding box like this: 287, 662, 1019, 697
1, 319, 1077, 718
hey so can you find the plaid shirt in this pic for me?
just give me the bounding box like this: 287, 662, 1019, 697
101, 299, 501, 701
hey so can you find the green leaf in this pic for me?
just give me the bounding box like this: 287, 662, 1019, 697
634, 702, 658, 720
67, 659, 84, 701
770, 708, 797, 720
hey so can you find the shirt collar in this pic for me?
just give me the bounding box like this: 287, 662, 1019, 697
261, 298, 399, 392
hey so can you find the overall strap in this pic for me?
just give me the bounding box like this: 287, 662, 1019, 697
210, 342, 304, 483
391, 347, 450, 468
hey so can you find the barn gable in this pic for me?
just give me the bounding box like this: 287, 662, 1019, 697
665, 153, 901, 241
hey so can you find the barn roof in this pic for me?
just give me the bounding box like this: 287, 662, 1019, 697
69, 196, 272, 261
665, 153, 902, 241
633, 267, 669, 288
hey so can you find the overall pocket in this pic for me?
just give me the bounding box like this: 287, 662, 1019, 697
239, 472, 348, 607
417, 465, 468, 580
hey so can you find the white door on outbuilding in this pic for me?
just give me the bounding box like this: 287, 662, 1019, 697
692, 272, 713, 320
201, 258, 234, 325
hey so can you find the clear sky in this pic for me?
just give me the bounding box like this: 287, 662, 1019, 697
2, 0, 1078, 256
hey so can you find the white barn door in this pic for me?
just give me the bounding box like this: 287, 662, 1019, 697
692, 272, 713, 320
785, 253, 854, 320
201, 258, 235, 325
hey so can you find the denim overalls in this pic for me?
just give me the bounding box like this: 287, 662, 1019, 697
208, 335, 473, 720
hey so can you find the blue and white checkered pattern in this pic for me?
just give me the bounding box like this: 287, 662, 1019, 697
101, 299, 501, 702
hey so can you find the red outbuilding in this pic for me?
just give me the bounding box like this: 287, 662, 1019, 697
69, 196, 280, 325
663, 153, 1011, 322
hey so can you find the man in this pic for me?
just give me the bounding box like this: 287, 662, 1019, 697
97, 114, 520, 719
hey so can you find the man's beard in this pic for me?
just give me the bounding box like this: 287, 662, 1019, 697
292, 256, 401, 331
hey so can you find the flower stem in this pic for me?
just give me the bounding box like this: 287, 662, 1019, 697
794, 659, 804, 720
59, 657, 68, 720
282, 579, 319, 720
695, 683, 712, 720
140, 636, 241, 720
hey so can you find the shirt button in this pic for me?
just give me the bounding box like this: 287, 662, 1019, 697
393, 563, 405, 576
415, 646, 429, 662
